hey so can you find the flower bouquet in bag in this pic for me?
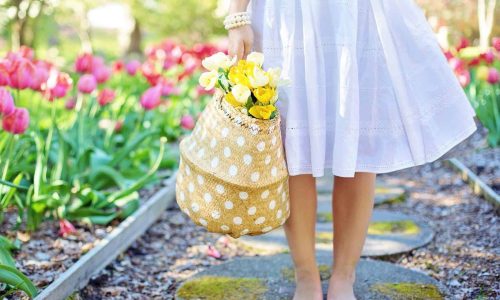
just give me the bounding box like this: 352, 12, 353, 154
175, 52, 290, 238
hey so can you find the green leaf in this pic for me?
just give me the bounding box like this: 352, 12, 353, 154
0, 264, 38, 298
0, 247, 15, 268
109, 130, 160, 167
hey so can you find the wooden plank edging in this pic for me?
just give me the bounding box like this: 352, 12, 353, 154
444, 158, 500, 212
34, 171, 178, 300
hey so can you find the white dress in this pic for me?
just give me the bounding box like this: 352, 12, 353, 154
250, 0, 478, 178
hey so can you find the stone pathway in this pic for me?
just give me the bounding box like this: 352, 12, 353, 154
175, 253, 444, 300
175, 178, 443, 299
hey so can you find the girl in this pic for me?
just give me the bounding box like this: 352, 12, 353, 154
225, 0, 477, 299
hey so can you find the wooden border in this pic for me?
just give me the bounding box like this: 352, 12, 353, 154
444, 158, 500, 212
34, 171, 178, 300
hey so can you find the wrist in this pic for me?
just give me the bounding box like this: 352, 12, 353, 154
229, 1, 249, 14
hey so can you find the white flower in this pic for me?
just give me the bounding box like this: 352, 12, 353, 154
267, 68, 282, 87
199, 71, 218, 90
231, 84, 251, 104
247, 52, 265, 67
202, 52, 236, 71
249, 66, 269, 88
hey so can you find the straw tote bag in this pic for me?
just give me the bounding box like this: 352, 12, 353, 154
175, 93, 290, 238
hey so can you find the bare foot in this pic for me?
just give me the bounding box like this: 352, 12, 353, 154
293, 269, 323, 300
326, 272, 356, 300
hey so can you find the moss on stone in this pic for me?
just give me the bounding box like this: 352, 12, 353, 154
371, 282, 444, 299
316, 231, 334, 244
317, 212, 333, 223
281, 264, 332, 282
375, 187, 407, 205
176, 276, 268, 300
368, 220, 420, 235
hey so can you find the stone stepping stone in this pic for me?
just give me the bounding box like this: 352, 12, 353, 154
316, 179, 406, 205
175, 253, 444, 300
235, 209, 434, 257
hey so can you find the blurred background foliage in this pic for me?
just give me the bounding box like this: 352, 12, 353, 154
0, 0, 498, 63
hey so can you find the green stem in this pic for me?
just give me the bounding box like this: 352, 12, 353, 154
0, 135, 15, 199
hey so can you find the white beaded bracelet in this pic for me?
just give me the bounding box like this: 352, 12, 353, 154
224, 12, 251, 30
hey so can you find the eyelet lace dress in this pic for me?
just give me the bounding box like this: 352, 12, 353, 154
250, 0, 478, 178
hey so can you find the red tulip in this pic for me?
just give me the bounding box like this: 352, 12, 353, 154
487, 68, 500, 84
92, 65, 111, 84
125, 60, 141, 76
77, 74, 97, 94
97, 88, 115, 106
2, 107, 30, 134
0, 87, 15, 116
46, 71, 72, 100
140, 85, 162, 110
114, 120, 123, 132
9, 58, 35, 90
493, 37, 500, 52
58, 219, 76, 237
141, 60, 161, 86
456, 37, 469, 51
443, 50, 454, 61
180, 114, 195, 130
113, 60, 124, 73
468, 57, 481, 67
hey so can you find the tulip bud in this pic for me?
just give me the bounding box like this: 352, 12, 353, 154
9, 58, 35, 90
92, 66, 111, 84
487, 68, 499, 85
140, 85, 162, 110
77, 74, 97, 94
97, 88, 116, 106
2, 107, 30, 134
0, 87, 15, 116
180, 114, 195, 130
125, 60, 141, 76
65, 98, 76, 110
493, 37, 500, 52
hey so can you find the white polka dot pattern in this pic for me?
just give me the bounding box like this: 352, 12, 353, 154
175, 94, 290, 239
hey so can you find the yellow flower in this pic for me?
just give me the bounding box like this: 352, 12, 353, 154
225, 92, 242, 107
198, 71, 218, 90
477, 66, 489, 81
249, 105, 276, 120
228, 66, 250, 87
253, 87, 275, 104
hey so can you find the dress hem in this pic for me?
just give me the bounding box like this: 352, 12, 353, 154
285, 119, 478, 178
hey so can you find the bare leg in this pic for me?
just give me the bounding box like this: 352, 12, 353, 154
284, 174, 323, 300
327, 172, 376, 300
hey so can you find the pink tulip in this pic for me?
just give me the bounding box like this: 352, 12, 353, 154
65, 98, 76, 110
481, 50, 496, 65
0, 87, 15, 116
0, 61, 10, 86
75, 53, 94, 73
97, 88, 115, 106
17, 46, 34, 60
206, 245, 221, 259
2, 107, 30, 134
443, 50, 454, 61
140, 85, 162, 110
487, 68, 500, 85
77, 74, 97, 94
141, 60, 161, 86
159, 79, 179, 96
9, 58, 35, 90
456, 70, 471, 88
30, 61, 51, 91
47, 72, 72, 100
58, 219, 76, 237
125, 60, 141, 76
448, 57, 464, 72
92, 65, 111, 84
493, 37, 500, 52
114, 120, 123, 132
180, 114, 195, 130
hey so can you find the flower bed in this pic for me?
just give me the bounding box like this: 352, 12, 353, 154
0, 40, 221, 298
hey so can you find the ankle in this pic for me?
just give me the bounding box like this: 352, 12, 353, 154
294, 266, 320, 281
331, 267, 356, 284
